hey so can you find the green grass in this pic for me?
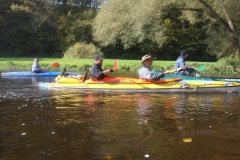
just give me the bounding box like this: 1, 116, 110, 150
1, 58, 240, 75
0, 58, 214, 72
0, 58, 225, 77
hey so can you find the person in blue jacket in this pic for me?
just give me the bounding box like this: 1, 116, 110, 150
138, 54, 165, 81
174, 50, 197, 76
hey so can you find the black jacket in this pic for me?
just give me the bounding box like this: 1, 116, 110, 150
90, 63, 107, 80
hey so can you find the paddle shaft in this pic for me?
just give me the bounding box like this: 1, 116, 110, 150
164, 64, 194, 74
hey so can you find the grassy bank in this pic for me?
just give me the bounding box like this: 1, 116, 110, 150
0, 58, 212, 72
1, 58, 240, 76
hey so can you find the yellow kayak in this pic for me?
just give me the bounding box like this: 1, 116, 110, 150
37, 75, 240, 93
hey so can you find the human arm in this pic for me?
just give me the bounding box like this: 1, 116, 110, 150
150, 72, 165, 80
103, 68, 114, 75
138, 67, 164, 81
174, 58, 188, 75
90, 64, 114, 80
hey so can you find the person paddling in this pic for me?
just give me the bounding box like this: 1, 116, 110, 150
174, 50, 198, 76
90, 54, 114, 80
32, 58, 45, 73
138, 54, 165, 81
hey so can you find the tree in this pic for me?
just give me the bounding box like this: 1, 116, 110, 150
93, 0, 240, 58
0, 0, 98, 57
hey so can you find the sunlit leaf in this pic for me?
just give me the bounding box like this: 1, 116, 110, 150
182, 137, 192, 142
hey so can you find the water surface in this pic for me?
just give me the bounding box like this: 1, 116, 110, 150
0, 75, 240, 160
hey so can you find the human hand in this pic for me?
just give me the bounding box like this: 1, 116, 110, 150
109, 68, 114, 72
160, 73, 165, 78
164, 70, 170, 74
157, 73, 165, 79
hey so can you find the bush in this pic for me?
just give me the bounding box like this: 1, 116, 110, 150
64, 42, 102, 58
211, 56, 240, 74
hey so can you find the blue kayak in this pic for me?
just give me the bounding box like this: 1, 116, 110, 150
1, 71, 82, 76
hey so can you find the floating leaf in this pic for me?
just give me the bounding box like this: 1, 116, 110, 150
182, 138, 192, 142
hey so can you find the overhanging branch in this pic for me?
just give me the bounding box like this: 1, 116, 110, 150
171, 7, 203, 12
197, 0, 233, 34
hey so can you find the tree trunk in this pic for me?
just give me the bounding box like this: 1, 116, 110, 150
197, 0, 240, 55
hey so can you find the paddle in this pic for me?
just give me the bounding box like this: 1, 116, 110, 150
47, 62, 60, 70
196, 65, 206, 72
61, 68, 67, 76
107, 59, 119, 77
163, 63, 195, 74
82, 70, 88, 82
113, 59, 119, 71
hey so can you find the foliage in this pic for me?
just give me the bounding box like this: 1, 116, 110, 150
213, 56, 240, 74
93, 0, 166, 48
64, 42, 102, 58
0, 0, 97, 57
93, 0, 240, 58
58, 9, 96, 51
1, 0, 239, 61
172, 0, 240, 57
93, 0, 214, 60
0, 0, 61, 56
184, 0, 240, 57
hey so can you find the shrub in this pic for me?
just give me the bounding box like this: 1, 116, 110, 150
214, 56, 240, 74
64, 42, 103, 58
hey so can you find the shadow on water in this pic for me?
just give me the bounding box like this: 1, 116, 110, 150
0, 74, 240, 159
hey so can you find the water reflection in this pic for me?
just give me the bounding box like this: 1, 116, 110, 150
0, 81, 240, 159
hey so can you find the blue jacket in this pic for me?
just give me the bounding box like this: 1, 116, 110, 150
174, 56, 195, 75
174, 56, 186, 75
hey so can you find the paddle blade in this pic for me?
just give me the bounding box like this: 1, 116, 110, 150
82, 70, 88, 82
113, 59, 119, 70
197, 65, 206, 72
61, 68, 67, 76
52, 62, 60, 68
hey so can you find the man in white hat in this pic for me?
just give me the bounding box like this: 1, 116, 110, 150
138, 54, 165, 81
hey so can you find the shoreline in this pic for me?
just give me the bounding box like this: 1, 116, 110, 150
0, 58, 209, 72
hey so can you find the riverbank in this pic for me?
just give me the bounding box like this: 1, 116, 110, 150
0, 58, 211, 72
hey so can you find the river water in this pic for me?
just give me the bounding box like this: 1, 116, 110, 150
0, 74, 240, 160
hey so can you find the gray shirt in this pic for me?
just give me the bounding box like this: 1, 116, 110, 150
138, 66, 165, 81
32, 63, 41, 72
